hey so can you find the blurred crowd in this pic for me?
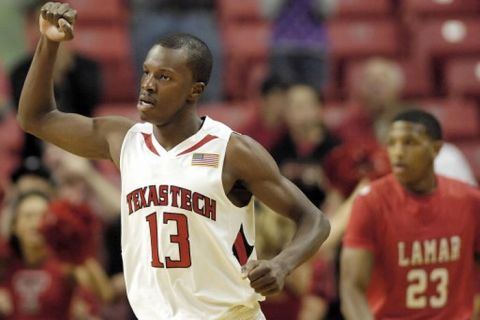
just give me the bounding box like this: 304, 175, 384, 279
0, 0, 479, 319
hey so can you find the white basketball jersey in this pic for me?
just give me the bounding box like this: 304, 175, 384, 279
119, 117, 265, 320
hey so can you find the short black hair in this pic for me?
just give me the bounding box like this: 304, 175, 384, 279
157, 33, 212, 85
392, 109, 443, 140
260, 74, 288, 96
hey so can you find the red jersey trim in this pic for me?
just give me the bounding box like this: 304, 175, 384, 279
176, 134, 218, 156
142, 133, 160, 156
233, 231, 249, 266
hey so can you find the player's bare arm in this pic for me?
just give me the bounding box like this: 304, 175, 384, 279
340, 248, 374, 320
16, 2, 133, 165
223, 133, 330, 296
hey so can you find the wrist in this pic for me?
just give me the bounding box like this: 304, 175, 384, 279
38, 36, 62, 57
271, 255, 294, 277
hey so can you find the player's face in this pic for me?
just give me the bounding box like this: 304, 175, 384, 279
387, 121, 440, 188
13, 195, 49, 247
137, 45, 197, 125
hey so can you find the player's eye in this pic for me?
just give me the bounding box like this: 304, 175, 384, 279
157, 74, 171, 81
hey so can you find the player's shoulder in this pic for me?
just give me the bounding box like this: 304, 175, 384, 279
438, 175, 480, 200
125, 121, 150, 134
356, 174, 398, 200
202, 116, 234, 140
226, 131, 265, 159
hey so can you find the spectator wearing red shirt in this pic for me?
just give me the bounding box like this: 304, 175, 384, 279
341, 110, 480, 319
242, 75, 289, 152
0, 191, 114, 319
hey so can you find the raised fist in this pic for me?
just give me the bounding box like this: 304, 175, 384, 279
39, 2, 77, 42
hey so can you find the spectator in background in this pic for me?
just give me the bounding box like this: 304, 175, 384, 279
42, 144, 120, 222
41, 144, 134, 319
271, 83, 340, 207
261, 0, 336, 91
337, 57, 476, 185
242, 74, 289, 151
255, 203, 311, 320
10, 0, 101, 159
337, 57, 409, 146
0, 191, 115, 319
0, 157, 55, 239
130, 0, 222, 103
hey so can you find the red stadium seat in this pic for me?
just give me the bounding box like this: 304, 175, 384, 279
72, 26, 131, 63
101, 62, 137, 103
61, 0, 127, 25
401, 0, 480, 18
445, 57, 480, 98
417, 99, 480, 140
217, 0, 263, 24
72, 26, 135, 103
222, 22, 272, 100
327, 20, 400, 59
198, 101, 256, 132
414, 18, 480, 60
344, 59, 432, 98
334, 0, 392, 18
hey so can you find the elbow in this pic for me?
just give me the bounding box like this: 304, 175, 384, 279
16, 107, 47, 134
16, 112, 27, 129
16, 112, 30, 132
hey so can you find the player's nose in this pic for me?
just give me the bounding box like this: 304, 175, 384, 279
141, 73, 156, 92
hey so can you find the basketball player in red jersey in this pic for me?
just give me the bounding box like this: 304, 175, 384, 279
340, 109, 480, 319
16, 2, 330, 318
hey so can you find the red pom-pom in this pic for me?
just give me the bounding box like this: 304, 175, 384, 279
41, 199, 99, 264
323, 143, 391, 197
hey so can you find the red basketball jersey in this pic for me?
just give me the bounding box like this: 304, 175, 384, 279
344, 174, 480, 320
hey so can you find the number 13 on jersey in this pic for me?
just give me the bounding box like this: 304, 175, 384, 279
146, 212, 192, 268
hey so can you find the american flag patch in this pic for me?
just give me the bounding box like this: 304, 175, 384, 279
191, 153, 219, 167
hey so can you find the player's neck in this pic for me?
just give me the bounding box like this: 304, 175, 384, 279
153, 112, 204, 151
404, 171, 437, 196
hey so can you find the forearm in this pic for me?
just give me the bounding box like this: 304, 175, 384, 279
340, 284, 373, 320
272, 210, 330, 274
17, 36, 59, 131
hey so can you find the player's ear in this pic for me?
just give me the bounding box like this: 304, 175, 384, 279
187, 82, 205, 103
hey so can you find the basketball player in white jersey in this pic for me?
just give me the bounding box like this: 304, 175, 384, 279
17, 2, 331, 319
